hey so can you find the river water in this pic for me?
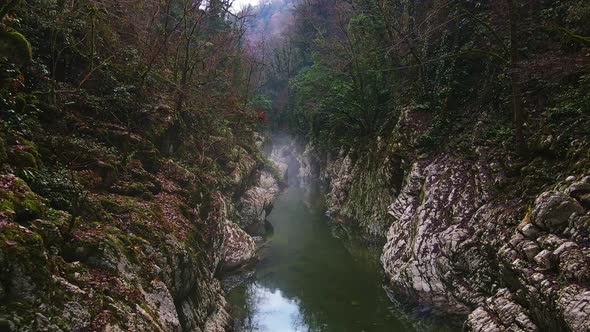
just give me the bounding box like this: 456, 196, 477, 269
227, 178, 457, 332
228, 137, 460, 332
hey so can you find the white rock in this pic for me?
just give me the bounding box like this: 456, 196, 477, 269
221, 221, 256, 270
534, 250, 553, 270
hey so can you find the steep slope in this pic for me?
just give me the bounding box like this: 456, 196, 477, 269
299, 126, 589, 331
0, 107, 280, 331
285, 1, 590, 329
0, 1, 281, 331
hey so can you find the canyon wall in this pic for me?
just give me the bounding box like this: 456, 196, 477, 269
303, 136, 590, 331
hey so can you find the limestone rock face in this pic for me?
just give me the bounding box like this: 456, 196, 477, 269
217, 138, 285, 275
317, 145, 402, 237
465, 289, 538, 332
270, 142, 292, 181
381, 156, 497, 314
558, 285, 590, 331
0, 172, 233, 332
323, 149, 355, 219
221, 221, 256, 270
139, 280, 181, 331
376, 155, 590, 331
237, 170, 280, 235
298, 144, 321, 185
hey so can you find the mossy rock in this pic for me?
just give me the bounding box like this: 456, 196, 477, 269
0, 175, 47, 223
61, 238, 100, 264
63, 226, 135, 273
7, 138, 41, 170
9, 150, 38, 169
31, 209, 72, 247
127, 182, 153, 200
16, 194, 45, 222
0, 222, 52, 301
0, 28, 32, 65
136, 148, 161, 172
145, 181, 162, 196
111, 181, 153, 200
97, 162, 118, 188
100, 198, 129, 215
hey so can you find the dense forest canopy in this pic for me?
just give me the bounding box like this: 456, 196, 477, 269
3, 0, 588, 159
245, 0, 589, 158
0, 0, 288, 194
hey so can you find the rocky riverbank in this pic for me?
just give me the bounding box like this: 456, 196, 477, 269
299, 141, 590, 331
220, 141, 286, 273
0, 129, 283, 331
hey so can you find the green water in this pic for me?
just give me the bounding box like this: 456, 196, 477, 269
227, 184, 455, 332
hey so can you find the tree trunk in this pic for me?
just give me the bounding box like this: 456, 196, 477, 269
507, 0, 527, 156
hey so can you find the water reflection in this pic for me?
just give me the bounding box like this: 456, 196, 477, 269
237, 283, 308, 332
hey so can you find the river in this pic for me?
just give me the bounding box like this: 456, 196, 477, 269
226, 173, 458, 332
226, 138, 457, 331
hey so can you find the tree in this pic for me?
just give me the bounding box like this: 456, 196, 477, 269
506, 0, 526, 155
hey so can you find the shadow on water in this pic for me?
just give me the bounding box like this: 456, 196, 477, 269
227, 138, 461, 332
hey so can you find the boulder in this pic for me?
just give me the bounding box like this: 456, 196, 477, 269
221, 221, 256, 270
238, 170, 279, 235
521, 241, 541, 261
530, 191, 584, 231
534, 250, 553, 270
520, 223, 541, 238
567, 182, 590, 198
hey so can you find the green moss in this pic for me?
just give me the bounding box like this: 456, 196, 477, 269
0, 222, 52, 298
0, 28, 32, 64
100, 198, 129, 214
127, 182, 152, 199
19, 195, 45, 219
104, 233, 127, 252
8, 138, 41, 170
11, 151, 38, 169
338, 155, 397, 237
0, 198, 15, 213
0, 176, 47, 223
98, 162, 118, 187
44, 208, 71, 231
418, 179, 426, 205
